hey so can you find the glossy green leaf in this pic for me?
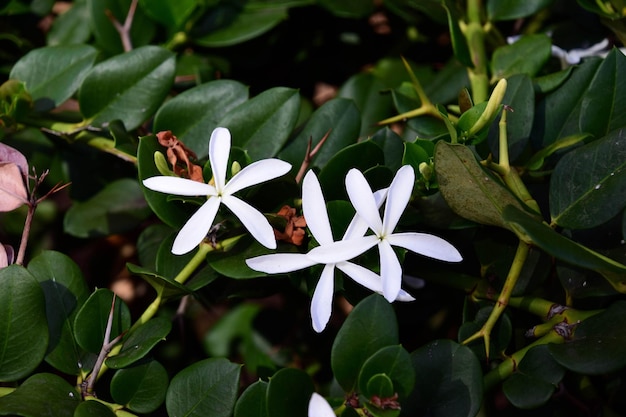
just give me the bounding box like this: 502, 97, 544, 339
137, 224, 172, 270
503, 345, 564, 409
139, 0, 196, 28
318, 140, 385, 201
88, 0, 155, 54
155, 232, 217, 287
443, 2, 472, 68
370, 127, 405, 172
47, 0, 91, 46
73, 288, 131, 353
366, 374, 395, 398
331, 294, 399, 391
78, 45, 175, 130
126, 262, 191, 300
338, 73, 394, 137
28, 251, 90, 375
166, 358, 240, 417
73, 400, 116, 417
106, 316, 172, 369
402, 141, 430, 176
580, 48, 626, 137
358, 346, 414, 399
434, 141, 529, 229
234, 380, 269, 417
208, 239, 278, 279
0, 373, 80, 417
9, 44, 97, 108
502, 205, 626, 293
277, 98, 361, 174
491, 34, 551, 80
64, 178, 152, 238
550, 301, 626, 374
526, 133, 589, 171
153, 80, 249, 156
550, 127, 626, 229
318, 0, 374, 18
533, 67, 573, 94
487, 0, 553, 20
266, 368, 314, 417
218, 87, 300, 159
0, 265, 48, 382
194, 5, 287, 47
531, 57, 602, 148
403, 340, 483, 417
204, 304, 260, 357
110, 360, 169, 413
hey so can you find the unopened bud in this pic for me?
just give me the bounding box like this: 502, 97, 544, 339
418, 162, 433, 182
469, 78, 507, 136
231, 161, 241, 176
154, 151, 175, 176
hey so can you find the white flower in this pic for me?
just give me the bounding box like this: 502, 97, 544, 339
143, 127, 291, 255
246, 170, 414, 332
308, 165, 462, 302
308, 393, 335, 417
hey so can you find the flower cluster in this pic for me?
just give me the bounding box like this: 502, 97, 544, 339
144, 127, 463, 332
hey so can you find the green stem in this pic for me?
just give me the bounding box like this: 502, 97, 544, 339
464, 0, 489, 103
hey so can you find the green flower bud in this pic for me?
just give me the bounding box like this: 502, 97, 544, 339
468, 78, 507, 137
154, 151, 175, 177
231, 161, 241, 176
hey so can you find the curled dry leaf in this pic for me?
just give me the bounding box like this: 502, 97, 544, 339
156, 130, 204, 182
274, 205, 307, 246
0, 162, 28, 212
0, 142, 28, 176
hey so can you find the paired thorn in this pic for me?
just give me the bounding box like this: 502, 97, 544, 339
295, 129, 331, 184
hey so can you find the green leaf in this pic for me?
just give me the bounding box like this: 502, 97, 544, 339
366, 374, 395, 398
550, 127, 626, 229
358, 346, 415, 399
106, 317, 172, 369
550, 301, 626, 373
491, 34, 551, 80
442, 2, 472, 68
218, 87, 300, 159
402, 141, 430, 175
0, 265, 48, 382
338, 73, 394, 138
137, 224, 172, 270
502, 205, 626, 293
194, 5, 288, 47
503, 345, 564, 409
166, 358, 240, 417
234, 380, 269, 417
78, 45, 175, 130
139, 0, 196, 28
64, 178, 152, 238
331, 294, 399, 391
266, 368, 314, 417
318, 140, 385, 201
0, 373, 80, 417
487, 0, 552, 20
9, 44, 98, 108
580, 48, 626, 138
526, 133, 589, 171
28, 251, 90, 375
277, 98, 361, 174
110, 360, 169, 413
403, 340, 483, 417
73, 288, 131, 353
533, 67, 573, 94
47, 0, 92, 46
73, 400, 116, 417
318, 0, 373, 18
153, 80, 249, 156
204, 304, 261, 357
126, 262, 191, 300
370, 127, 405, 172
434, 141, 530, 229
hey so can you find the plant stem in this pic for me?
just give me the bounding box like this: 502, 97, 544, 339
15, 202, 35, 265
465, 0, 489, 103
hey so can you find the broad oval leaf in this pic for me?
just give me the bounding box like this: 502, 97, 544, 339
218, 87, 300, 159
266, 368, 314, 417
550, 127, 626, 229
126, 262, 191, 300
0, 373, 80, 417
234, 380, 268, 417
47, 1, 92, 46
78, 45, 175, 130
28, 250, 90, 375
105, 316, 172, 369
73, 288, 131, 354
153, 80, 249, 156
166, 358, 240, 417
491, 34, 551, 80
487, 0, 552, 20
331, 294, 399, 391
0, 265, 48, 382
9, 44, 98, 109
110, 360, 169, 413
139, 0, 196, 28
357, 345, 415, 399
74, 400, 116, 417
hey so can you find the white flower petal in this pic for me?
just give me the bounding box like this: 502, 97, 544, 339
209, 127, 231, 192
311, 264, 335, 332
382, 165, 414, 235
307, 235, 378, 264
387, 232, 462, 262
302, 171, 333, 245
143, 176, 216, 196
336, 261, 382, 293
308, 393, 335, 417
222, 195, 277, 249
246, 253, 316, 273
396, 289, 416, 302
345, 169, 383, 233
379, 240, 402, 302
172, 197, 221, 255
224, 159, 291, 194
343, 187, 388, 240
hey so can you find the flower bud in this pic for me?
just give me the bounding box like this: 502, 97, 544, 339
154, 151, 175, 176
468, 78, 507, 136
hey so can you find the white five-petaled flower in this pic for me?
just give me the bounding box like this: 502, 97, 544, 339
143, 127, 291, 255
245, 170, 414, 332
308, 393, 335, 417
308, 165, 463, 302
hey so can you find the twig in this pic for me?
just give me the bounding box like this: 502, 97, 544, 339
295, 129, 331, 184
105, 0, 139, 52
